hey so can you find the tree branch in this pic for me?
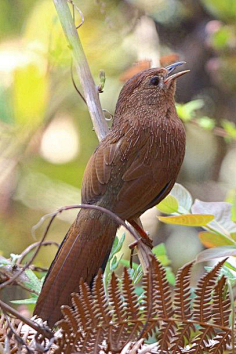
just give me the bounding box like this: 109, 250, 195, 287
53, 0, 109, 141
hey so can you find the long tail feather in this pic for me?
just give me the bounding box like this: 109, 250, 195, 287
34, 208, 118, 327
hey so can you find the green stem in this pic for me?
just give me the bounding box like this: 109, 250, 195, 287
53, 0, 109, 141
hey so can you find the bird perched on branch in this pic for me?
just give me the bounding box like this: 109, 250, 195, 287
34, 62, 189, 327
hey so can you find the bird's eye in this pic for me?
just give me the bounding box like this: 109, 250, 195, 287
149, 76, 160, 86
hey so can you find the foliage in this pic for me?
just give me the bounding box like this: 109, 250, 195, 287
0, 257, 234, 353
157, 183, 236, 268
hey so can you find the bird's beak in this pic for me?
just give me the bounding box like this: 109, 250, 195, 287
164, 61, 190, 84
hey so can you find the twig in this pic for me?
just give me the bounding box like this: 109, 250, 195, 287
3, 312, 33, 354
0, 300, 54, 340
0, 217, 57, 290
53, 0, 109, 141
16, 241, 59, 266
0, 204, 152, 292
32, 204, 153, 273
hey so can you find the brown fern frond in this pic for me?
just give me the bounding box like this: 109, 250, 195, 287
152, 255, 174, 319
193, 259, 226, 323
151, 256, 176, 351
189, 326, 216, 353
109, 272, 126, 322
169, 324, 193, 354
139, 268, 156, 339
170, 262, 195, 353
92, 269, 111, 324
208, 331, 231, 354
79, 279, 98, 327
174, 261, 194, 320
1, 257, 234, 354
212, 276, 231, 327
110, 268, 142, 350
122, 267, 139, 320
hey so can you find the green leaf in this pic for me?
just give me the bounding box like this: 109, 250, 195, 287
198, 231, 235, 248
24, 269, 43, 294
109, 234, 125, 261
152, 243, 171, 266
128, 265, 143, 284
120, 259, 139, 270
192, 200, 236, 235
11, 297, 37, 305
196, 246, 236, 263
110, 254, 123, 271
158, 214, 214, 226
170, 183, 193, 213
176, 99, 204, 122
222, 120, 236, 140
165, 267, 175, 286
156, 194, 178, 214
197, 116, 215, 130
224, 261, 236, 274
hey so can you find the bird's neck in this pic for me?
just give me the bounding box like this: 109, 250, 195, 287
112, 98, 178, 130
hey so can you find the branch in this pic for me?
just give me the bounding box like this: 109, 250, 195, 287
53, 0, 109, 141
0, 300, 54, 340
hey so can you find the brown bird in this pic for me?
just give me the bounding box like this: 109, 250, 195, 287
34, 62, 188, 327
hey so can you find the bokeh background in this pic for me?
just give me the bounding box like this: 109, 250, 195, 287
0, 0, 236, 301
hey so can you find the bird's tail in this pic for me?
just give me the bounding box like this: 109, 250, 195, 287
33, 208, 118, 327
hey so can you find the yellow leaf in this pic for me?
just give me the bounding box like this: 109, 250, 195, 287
199, 231, 235, 248
156, 195, 178, 214
158, 214, 214, 226
13, 64, 48, 128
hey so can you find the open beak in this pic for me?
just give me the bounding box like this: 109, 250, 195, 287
164, 61, 190, 84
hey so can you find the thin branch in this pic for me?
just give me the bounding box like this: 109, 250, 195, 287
53, 0, 109, 141
3, 312, 34, 354
16, 241, 59, 266
32, 204, 153, 273
0, 204, 152, 292
0, 300, 54, 340
0, 216, 57, 290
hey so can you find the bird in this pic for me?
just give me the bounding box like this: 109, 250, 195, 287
34, 61, 189, 327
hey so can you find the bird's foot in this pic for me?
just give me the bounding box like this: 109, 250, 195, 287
128, 219, 153, 249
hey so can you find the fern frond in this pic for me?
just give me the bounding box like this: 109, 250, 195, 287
212, 276, 231, 327
1, 257, 234, 354
152, 255, 173, 319
122, 267, 139, 320
174, 261, 194, 320
109, 272, 125, 322
193, 259, 226, 323
92, 269, 111, 325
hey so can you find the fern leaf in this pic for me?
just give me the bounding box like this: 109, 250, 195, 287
122, 267, 139, 320
140, 268, 156, 339
212, 276, 231, 327
72, 292, 90, 330
208, 331, 231, 354
79, 279, 98, 327
109, 272, 125, 322
174, 261, 194, 320
60, 305, 78, 332
152, 256, 173, 319
92, 269, 111, 325
170, 324, 193, 354
193, 259, 226, 323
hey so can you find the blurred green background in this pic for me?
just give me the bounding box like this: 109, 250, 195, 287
0, 0, 236, 300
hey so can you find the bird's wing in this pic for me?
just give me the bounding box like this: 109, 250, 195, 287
81, 124, 184, 219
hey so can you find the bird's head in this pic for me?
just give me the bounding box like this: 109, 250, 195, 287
114, 62, 189, 117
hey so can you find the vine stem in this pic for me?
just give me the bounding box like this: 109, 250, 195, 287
53, 0, 109, 141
